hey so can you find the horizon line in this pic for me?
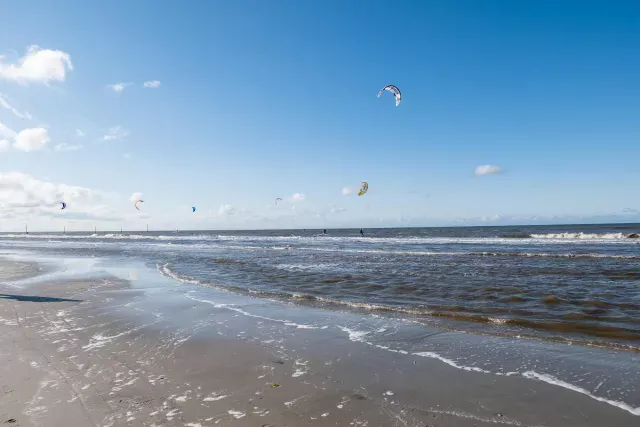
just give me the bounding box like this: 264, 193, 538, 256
2, 221, 639, 234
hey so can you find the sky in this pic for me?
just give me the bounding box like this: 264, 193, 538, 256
0, 0, 639, 231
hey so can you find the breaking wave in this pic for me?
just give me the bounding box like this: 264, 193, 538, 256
1, 231, 638, 244
530, 232, 635, 239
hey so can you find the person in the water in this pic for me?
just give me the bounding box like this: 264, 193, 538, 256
360, 228, 364, 236
323, 229, 327, 234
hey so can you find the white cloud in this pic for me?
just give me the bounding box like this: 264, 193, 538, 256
0, 45, 73, 84
123, 153, 131, 160
102, 125, 129, 141
0, 172, 92, 208
475, 165, 502, 176
107, 82, 130, 93
330, 206, 346, 214
13, 127, 49, 152
129, 192, 144, 202
0, 94, 32, 119
0, 123, 51, 153
0, 121, 16, 139
341, 187, 354, 196
0, 172, 123, 225
218, 204, 236, 216
143, 80, 161, 88
75, 129, 85, 137
54, 143, 83, 152
292, 193, 306, 201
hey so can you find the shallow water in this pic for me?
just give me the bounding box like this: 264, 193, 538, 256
1, 223, 639, 350
1, 232, 639, 416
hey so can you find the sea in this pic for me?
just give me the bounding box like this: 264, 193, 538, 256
1, 223, 639, 414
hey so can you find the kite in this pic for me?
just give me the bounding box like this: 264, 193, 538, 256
358, 181, 368, 196
60, 202, 67, 210
192, 206, 196, 213
275, 198, 283, 205
135, 200, 144, 210
377, 85, 401, 107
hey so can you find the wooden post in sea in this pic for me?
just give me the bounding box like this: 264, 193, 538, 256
146, 224, 149, 233
63, 226, 66, 234
25, 224, 28, 234
94, 226, 97, 234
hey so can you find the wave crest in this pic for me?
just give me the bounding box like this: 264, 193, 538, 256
531, 232, 631, 239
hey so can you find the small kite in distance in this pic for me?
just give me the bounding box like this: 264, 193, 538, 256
275, 198, 283, 205
60, 202, 67, 210
378, 85, 401, 107
135, 200, 144, 210
358, 181, 368, 196
192, 206, 196, 212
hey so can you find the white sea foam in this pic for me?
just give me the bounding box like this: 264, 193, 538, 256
337, 326, 370, 342
414, 352, 491, 374
522, 371, 640, 416
530, 232, 629, 239
2, 231, 634, 244
335, 326, 639, 417
157, 263, 200, 285
185, 293, 317, 330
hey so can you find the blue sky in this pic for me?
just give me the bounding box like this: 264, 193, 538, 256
0, 0, 639, 231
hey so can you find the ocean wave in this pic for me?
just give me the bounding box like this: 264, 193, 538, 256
150, 241, 640, 259
156, 263, 640, 346
530, 232, 634, 239
185, 293, 318, 329
157, 263, 201, 285
294, 247, 640, 259
1, 232, 638, 244
3, 233, 637, 261
468, 251, 640, 259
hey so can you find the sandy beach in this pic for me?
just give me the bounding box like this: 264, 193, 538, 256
0, 253, 637, 427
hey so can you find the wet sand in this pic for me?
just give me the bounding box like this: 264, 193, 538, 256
0, 259, 638, 426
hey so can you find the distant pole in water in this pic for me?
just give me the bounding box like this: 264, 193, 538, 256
94, 226, 97, 234
120, 226, 123, 233
25, 224, 28, 234
146, 224, 149, 233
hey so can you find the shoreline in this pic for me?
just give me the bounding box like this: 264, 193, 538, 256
2, 230, 639, 353
0, 254, 638, 425
159, 261, 640, 353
